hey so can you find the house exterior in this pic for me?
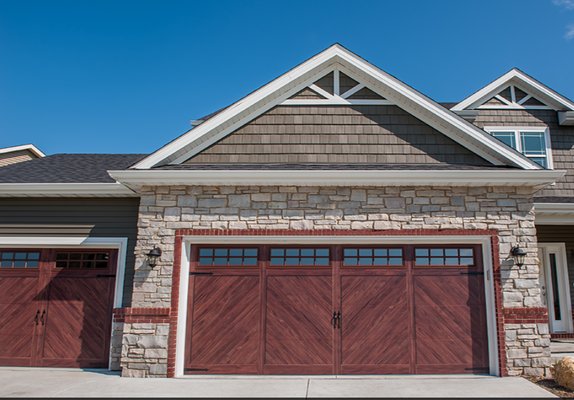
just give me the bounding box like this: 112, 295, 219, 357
0, 44, 573, 378
0, 144, 44, 167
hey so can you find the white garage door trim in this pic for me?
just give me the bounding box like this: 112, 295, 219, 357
175, 235, 498, 377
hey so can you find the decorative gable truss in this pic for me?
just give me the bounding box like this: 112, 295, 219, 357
282, 70, 391, 105
478, 84, 550, 110
452, 69, 574, 125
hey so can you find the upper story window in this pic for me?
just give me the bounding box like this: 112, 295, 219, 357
486, 127, 552, 169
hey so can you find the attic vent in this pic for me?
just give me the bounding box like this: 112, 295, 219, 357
282, 69, 392, 106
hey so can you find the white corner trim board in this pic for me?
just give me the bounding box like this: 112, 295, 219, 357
452, 68, 574, 112
174, 235, 499, 377
109, 168, 565, 188
131, 44, 541, 170
0, 183, 137, 197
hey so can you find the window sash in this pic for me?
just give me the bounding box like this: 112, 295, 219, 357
488, 128, 550, 168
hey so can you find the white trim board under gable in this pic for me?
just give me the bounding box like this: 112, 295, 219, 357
131, 44, 541, 170
452, 68, 574, 112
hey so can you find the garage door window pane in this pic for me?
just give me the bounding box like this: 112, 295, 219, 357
415, 248, 475, 266
197, 247, 259, 267
0, 251, 40, 269
343, 247, 403, 267
270, 248, 330, 267
55, 252, 110, 269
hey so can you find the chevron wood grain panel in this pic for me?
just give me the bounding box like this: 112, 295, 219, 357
39, 275, 115, 367
0, 274, 39, 366
414, 273, 489, 374
264, 274, 333, 374
340, 274, 410, 374
186, 275, 260, 373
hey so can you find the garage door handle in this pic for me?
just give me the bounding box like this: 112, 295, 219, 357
34, 310, 40, 325
331, 311, 337, 328
336, 311, 341, 329
40, 310, 46, 326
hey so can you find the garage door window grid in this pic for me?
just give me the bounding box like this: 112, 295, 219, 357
0, 251, 40, 268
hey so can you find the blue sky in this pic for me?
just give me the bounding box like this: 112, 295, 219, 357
1, 0, 573, 155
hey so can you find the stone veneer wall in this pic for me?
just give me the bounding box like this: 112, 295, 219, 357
120, 185, 550, 377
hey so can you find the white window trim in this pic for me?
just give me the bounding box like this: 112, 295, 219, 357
175, 235, 499, 377
484, 126, 554, 169
0, 236, 128, 370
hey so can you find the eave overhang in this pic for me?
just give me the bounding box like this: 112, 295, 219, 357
109, 169, 566, 190
535, 202, 574, 225
0, 183, 137, 197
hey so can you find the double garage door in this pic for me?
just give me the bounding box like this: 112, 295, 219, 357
0, 249, 116, 368
185, 244, 490, 375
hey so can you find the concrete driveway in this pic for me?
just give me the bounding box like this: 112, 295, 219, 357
0, 368, 556, 398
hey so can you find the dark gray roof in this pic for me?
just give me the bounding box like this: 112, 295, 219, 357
0, 154, 146, 183
153, 163, 517, 171
534, 196, 574, 203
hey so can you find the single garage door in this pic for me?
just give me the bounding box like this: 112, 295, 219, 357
185, 244, 489, 375
0, 249, 117, 368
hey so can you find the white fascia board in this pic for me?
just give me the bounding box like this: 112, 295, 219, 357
131, 47, 341, 170
453, 69, 574, 112
132, 45, 540, 171
109, 169, 565, 188
0, 144, 45, 157
559, 111, 574, 126
535, 203, 574, 225
330, 53, 540, 170
0, 183, 137, 197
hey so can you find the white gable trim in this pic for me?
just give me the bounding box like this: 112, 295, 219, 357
132, 45, 541, 170
452, 69, 574, 112
0, 144, 45, 158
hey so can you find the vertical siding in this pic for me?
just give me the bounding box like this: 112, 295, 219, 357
0, 198, 139, 306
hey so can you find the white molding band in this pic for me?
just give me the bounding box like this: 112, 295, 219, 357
109, 168, 565, 188
174, 235, 499, 377
131, 45, 541, 170
535, 203, 574, 225
0, 183, 137, 197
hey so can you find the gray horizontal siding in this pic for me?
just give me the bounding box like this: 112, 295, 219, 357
473, 109, 574, 197
0, 197, 139, 306
186, 105, 491, 166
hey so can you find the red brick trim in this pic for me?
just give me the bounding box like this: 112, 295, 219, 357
490, 235, 507, 377
174, 228, 499, 237
166, 228, 505, 377
551, 333, 574, 339
503, 307, 549, 324
113, 307, 171, 324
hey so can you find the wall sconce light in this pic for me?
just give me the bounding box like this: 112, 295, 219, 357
511, 245, 527, 267
146, 247, 162, 268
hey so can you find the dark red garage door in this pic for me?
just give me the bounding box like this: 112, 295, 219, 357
0, 249, 117, 368
185, 244, 489, 375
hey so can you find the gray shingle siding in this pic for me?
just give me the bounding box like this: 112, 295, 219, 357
185, 105, 492, 166
472, 109, 574, 198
